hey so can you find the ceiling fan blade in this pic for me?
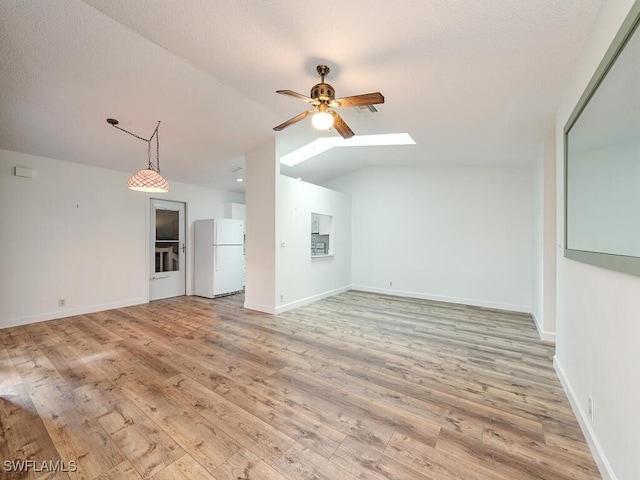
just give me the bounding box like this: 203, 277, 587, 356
335, 92, 385, 108
273, 109, 314, 131
331, 112, 355, 139
276, 90, 316, 103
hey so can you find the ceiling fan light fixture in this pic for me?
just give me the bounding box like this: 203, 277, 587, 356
127, 168, 169, 193
274, 65, 384, 139
312, 110, 334, 130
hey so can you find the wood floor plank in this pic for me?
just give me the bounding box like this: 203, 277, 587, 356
41, 343, 106, 389
243, 363, 396, 452
274, 365, 442, 448
0, 340, 22, 388
190, 366, 346, 458
94, 460, 144, 480
40, 318, 89, 348
74, 379, 185, 478
481, 425, 601, 479
211, 448, 290, 480
22, 321, 66, 349
28, 381, 125, 479
149, 454, 217, 480
347, 362, 548, 444
130, 333, 293, 457
164, 375, 294, 465
0, 386, 63, 480
542, 430, 595, 457
331, 436, 435, 480
73, 345, 138, 385
113, 341, 182, 383
117, 377, 241, 475
1, 330, 64, 387
68, 314, 126, 345
436, 427, 585, 480
281, 351, 485, 441
0, 291, 601, 479
273, 442, 360, 480
384, 431, 489, 480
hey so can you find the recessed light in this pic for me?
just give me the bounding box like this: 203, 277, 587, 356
236, 178, 244, 182
280, 133, 415, 166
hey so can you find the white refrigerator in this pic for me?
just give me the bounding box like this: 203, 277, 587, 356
194, 218, 245, 298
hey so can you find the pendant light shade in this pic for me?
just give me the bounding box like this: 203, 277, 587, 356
107, 118, 169, 193
127, 168, 169, 193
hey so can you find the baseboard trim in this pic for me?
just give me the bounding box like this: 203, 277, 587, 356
274, 286, 351, 314
351, 285, 531, 314
242, 302, 276, 314
244, 286, 351, 315
553, 356, 615, 480
0, 297, 148, 330
531, 311, 557, 344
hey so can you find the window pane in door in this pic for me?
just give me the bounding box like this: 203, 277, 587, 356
155, 241, 179, 272
156, 209, 179, 240
155, 209, 180, 272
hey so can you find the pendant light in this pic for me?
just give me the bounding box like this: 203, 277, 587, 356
106, 118, 169, 193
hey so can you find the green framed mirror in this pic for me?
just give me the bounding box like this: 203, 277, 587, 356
564, 2, 640, 276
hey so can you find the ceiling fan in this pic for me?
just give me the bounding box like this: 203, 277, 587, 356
273, 65, 384, 139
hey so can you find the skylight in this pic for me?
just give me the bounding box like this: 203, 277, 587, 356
280, 133, 415, 167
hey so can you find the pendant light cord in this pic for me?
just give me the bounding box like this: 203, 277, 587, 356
109, 120, 161, 173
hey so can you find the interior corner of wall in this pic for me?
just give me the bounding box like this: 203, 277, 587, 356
531, 311, 556, 344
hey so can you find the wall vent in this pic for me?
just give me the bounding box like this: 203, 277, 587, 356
355, 104, 379, 114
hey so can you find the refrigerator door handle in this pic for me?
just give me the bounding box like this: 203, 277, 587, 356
214, 246, 218, 272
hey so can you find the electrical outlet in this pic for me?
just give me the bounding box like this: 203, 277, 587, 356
280, 294, 284, 303
58, 298, 66, 307
588, 396, 594, 422
389, 281, 393, 287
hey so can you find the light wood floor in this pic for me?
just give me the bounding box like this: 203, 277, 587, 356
0, 291, 600, 480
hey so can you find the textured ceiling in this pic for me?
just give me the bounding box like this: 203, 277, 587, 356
0, 0, 602, 192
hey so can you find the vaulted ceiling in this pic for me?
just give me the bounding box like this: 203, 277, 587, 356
0, 0, 602, 193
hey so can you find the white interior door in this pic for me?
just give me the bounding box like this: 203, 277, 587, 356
149, 199, 186, 301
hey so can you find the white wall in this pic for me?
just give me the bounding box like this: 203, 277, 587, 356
326, 165, 533, 312
244, 139, 352, 314
554, 1, 640, 479
276, 176, 351, 312
0, 148, 244, 328
244, 139, 278, 313
531, 140, 557, 342
532, 148, 544, 327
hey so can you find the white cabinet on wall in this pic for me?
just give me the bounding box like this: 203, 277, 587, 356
319, 215, 332, 235
311, 214, 332, 234
225, 203, 246, 221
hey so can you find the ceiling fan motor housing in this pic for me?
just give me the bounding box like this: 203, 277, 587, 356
311, 82, 335, 103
